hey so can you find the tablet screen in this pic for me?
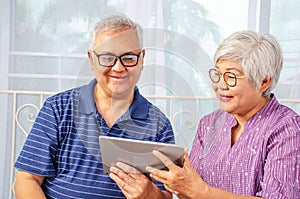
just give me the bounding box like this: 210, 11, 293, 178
99, 136, 184, 176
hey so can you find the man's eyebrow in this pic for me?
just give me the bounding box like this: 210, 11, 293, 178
122, 51, 141, 55
95, 51, 115, 55
94, 50, 141, 55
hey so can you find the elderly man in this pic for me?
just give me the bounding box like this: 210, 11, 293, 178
14, 14, 174, 199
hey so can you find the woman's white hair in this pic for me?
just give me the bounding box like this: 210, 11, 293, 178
89, 14, 143, 49
214, 30, 283, 97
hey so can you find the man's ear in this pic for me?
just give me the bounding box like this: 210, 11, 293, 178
260, 77, 272, 93
87, 50, 94, 70
141, 49, 146, 58
87, 50, 92, 59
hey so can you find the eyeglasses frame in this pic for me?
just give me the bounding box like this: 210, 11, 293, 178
92, 50, 143, 67
208, 68, 246, 87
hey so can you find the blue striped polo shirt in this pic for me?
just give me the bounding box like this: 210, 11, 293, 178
15, 79, 175, 199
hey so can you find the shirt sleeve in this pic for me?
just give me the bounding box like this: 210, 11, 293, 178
157, 117, 175, 144
15, 99, 59, 177
189, 116, 206, 171
152, 108, 175, 191
256, 115, 300, 199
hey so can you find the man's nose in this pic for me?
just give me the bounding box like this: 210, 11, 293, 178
112, 58, 126, 71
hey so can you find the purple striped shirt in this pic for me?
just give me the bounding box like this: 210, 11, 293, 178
190, 95, 300, 199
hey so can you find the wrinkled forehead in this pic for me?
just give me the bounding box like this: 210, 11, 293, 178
92, 28, 141, 53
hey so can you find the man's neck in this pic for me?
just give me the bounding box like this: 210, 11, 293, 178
94, 84, 134, 127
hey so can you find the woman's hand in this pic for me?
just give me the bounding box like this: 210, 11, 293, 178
109, 162, 171, 199
146, 150, 208, 199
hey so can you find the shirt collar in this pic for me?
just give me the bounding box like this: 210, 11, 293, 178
223, 93, 278, 127
78, 79, 97, 115
129, 87, 149, 119
78, 79, 149, 119
252, 93, 278, 116
244, 93, 278, 128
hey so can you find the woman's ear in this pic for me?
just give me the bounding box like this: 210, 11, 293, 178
260, 77, 272, 93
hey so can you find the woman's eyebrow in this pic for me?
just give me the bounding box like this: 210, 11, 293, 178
227, 68, 244, 74
215, 66, 244, 73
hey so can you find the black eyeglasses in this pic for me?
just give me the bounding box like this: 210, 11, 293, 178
93, 51, 142, 67
208, 68, 246, 87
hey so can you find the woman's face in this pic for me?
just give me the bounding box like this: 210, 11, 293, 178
212, 60, 267, 118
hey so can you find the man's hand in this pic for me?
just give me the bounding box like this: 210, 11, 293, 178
109, 162, 171, 199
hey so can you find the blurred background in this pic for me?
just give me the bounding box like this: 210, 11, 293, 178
1, 0, 299, 198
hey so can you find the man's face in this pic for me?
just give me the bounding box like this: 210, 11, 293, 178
88, 29, 144, 99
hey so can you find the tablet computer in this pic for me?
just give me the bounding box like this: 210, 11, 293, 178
99, 136, 184, 176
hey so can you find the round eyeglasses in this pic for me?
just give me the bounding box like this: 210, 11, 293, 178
208, 68, 246, 87
93, 51, 142, 67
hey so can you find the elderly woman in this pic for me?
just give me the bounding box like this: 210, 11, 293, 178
147, 30, 300, 199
